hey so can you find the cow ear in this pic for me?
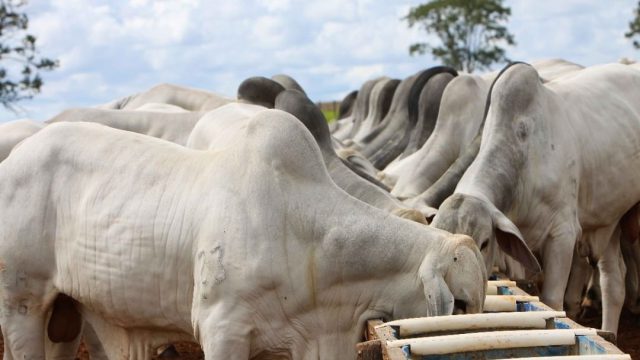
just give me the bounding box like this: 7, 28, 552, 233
418, 205, 438, 224
493, 211, 541, 273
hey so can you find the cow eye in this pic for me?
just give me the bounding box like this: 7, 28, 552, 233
480, 240, 489, 251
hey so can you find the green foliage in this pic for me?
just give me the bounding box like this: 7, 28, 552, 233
0, 0, 58, 110
405, 0, 515, 73
626, 1, 640, 49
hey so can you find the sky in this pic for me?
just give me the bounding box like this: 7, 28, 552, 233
0, 0, 637, 121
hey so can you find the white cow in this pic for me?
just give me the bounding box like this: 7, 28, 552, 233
391, 59, 584, 200
189, 95, 422, 223
333, 77, 381, 141
186, 102, 266, 150
47, 108, 205, 146
0, 113, 485, 359
431, 63, 640, 334
271, 74, 307, 95
386, 74, 489, 195
96, 83, 233, 111
351, 78, 399, 143
362, 67, 458, 170
0, 119, 45, 161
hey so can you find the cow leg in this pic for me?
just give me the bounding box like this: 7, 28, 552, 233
598, 229, 626, 335
82, 321, 109, 360
198, 304, 252, 358
541, 226, 577, 310
45, 339, 81, 360
2, 310, 47, 360
0, 275, 57, 360
3, 339, 14, 360
45, 333, 82, 360
564, 249, 591, 319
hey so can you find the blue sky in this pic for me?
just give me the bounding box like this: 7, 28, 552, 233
1, 0, 638, 121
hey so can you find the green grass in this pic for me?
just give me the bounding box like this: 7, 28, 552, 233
322, 109, 337, 123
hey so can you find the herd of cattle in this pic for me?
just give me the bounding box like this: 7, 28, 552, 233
0, 58, 637, 359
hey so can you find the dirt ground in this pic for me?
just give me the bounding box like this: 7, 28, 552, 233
0, 312, 637, 359
578, 308, 640, 359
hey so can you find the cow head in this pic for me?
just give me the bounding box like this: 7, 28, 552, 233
420, 234, 487, 315
431, 193, 541, 276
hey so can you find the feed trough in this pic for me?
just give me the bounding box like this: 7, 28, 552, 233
356, 279, 630, 360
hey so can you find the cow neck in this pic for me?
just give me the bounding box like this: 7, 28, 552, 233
275, 90, 403, 211
416, 62, 530, 209
321, 191, 443, 278
347, 77, 381, 139
337, 90, 358, 119
369, 67, 459, 169
456, 63, 536, 212
358, 74, 415, 150
402, 71, 456, 158
411, 134, 482, 209
353, 78, 390, 140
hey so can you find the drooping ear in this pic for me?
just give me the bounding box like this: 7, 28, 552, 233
421, 269, 454, 316
392, 208, 428, 225
492, 210, 542, 273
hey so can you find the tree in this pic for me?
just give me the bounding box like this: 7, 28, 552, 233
0, 0, 57, 110
626, 1, 640, 49
405, 0, 515, 73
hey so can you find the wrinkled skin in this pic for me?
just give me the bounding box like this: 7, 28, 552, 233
0, 112, 485, 359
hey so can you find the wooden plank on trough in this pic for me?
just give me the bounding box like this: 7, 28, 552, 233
356, 340, 383, 360
359, 319, 406, 360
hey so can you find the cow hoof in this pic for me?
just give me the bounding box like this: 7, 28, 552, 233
158, 344, 180, 358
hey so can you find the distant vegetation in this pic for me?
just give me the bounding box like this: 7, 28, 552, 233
626, 1, 640, 49
322, 110, 337, 122
405, 0, 515, 73
318, 101, 339, 122
0, 0, 58, 110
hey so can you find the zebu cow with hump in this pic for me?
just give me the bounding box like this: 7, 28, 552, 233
351, 77, 400, 143
384, 74, 488, 193
400, 69, 456, 159
333, 77, 381, 141
0, 119, 45, 161
360, 67, 457, 169
431, 63, 640, 334
0, 111, 485, 359
338, 78, 400, 181
336, 90, 358, 120
189, 84, 422, 223
47, 108, 205, 146
398, 59, 584, 212
271, 73, 307, 95
97, 83, 233, 111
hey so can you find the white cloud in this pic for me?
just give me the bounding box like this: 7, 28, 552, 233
1, 0, 638, 122
257, 0, 290, 12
